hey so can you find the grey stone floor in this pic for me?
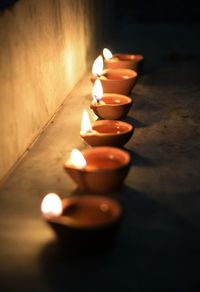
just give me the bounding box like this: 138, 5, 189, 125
0, 21, 200, 291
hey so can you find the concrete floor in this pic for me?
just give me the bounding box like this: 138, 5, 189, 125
0, 21, 200, 291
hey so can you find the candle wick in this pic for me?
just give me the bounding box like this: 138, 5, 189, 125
94, 95, 100, 103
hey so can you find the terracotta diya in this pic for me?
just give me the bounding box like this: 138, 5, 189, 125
103, 48, 144, 73
91, 55, 137, 95
90, 80, 133, 120
80, 110, 134, 147
41, 193, 122, 251
64, 147, 131, 193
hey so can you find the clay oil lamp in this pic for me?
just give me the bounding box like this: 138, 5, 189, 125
103, 48, 144, 73
80, 109, 134, 147
90, 79, 133, 120
64, 147, 131, 193
41, 193, 122, 251
91, 55, 137, 95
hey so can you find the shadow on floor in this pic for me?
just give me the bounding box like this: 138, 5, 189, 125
124, 148, 156, 167
122, 116, 148, 128
39, 185, 200, 292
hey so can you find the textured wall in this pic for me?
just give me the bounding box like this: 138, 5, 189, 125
0, 0, 111, 182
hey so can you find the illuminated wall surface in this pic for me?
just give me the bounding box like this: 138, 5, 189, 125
0, 0, 113, 181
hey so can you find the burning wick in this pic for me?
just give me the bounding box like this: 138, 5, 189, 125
41, 193, 63, 218
92, 55, 104, 77
103, 48, 113, 60
92, 80, 103, 104
80, 109, 98, 136
93, 93, 100, 103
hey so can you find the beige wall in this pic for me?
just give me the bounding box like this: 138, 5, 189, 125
0, 0, 108, 181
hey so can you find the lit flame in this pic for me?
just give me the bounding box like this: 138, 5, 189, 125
92, 79, 103, 102
92, 55, 103, 76
81, 109, 92, 134
41, 193, 63, 217
103, 48, 113, 60
70, 149, 87, 169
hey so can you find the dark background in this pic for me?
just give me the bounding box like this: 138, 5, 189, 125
115, 0, 200, 22
1, 0, 200, 22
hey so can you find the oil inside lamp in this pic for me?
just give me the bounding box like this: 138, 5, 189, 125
92, 55, 104, 77
103, 48, 136, 62
41, 193, 63, 218
103, 48, 143, 74
41, 193, 123, 251
70, 149, 87, 169
90, 79, 133, 120
91, 55, 137, 95
64, 146, 131, 192
80, 108, 134, 147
